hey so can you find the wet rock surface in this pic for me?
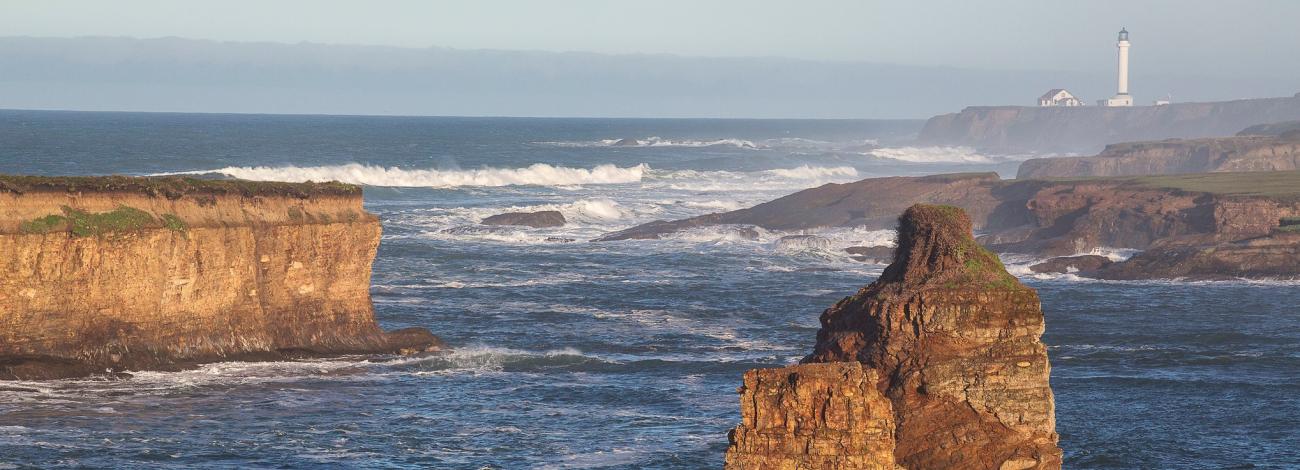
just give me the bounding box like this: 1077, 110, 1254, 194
480, 210, 567, 228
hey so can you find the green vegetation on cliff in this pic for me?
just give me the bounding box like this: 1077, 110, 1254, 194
1036, 170, 1300, 199
18, 206, 187, 237
0, 174, 361, 199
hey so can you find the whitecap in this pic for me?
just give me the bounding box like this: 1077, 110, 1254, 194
157, 163, 648, 188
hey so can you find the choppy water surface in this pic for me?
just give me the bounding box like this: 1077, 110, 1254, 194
1, 111, 1297, 469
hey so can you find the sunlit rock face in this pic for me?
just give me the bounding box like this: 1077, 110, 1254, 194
0, 176, 441, 380
726, 204, 1061, 470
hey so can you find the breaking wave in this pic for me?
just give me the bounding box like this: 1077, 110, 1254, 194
762, 165, 857, 179
539, 136, 762, 149
867, 146, 994, 163
160, 163, 648, 188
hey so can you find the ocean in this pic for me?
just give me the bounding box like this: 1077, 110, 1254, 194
1, 110, 1297, 469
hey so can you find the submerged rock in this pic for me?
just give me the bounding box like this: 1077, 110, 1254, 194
480, 210, 566, 228
725, 204, 1061, 469
1029, 254, 1113, 274
610, 138, 641, 147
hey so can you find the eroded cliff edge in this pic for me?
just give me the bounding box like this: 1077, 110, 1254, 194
0, 175, 440, 380
724, 205, 1061, 469
1017, 133, 1300, 179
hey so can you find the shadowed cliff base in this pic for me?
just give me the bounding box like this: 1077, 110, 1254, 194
0, 174, 442, 380
725, 205, 1061, 469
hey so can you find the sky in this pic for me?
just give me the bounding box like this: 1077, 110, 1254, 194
2, 0, 1299, 117
6, 0, 1300, 75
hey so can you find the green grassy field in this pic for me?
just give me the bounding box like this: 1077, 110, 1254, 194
1035, 170, 1300, 199
0, 175, 360, 198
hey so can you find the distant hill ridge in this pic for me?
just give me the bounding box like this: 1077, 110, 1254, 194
919, 94, 1300, 154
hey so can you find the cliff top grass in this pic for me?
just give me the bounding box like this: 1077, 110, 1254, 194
19, 205, 187, 237
0, 174, 361, 199
877, 204, 1024, 292
1035, 170, 1300, 200
915, 172, 1000, 183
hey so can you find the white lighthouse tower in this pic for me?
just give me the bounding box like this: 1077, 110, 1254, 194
1101, 28, 1134, 107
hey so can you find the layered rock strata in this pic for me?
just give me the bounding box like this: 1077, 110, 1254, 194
724, 362, 897, 469
725, 205, 1061, 469
1017, 135, 1300, 179
0, 175, 441, 380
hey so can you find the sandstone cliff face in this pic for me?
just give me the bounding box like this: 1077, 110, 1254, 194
1016, 135, 1300, 179
0, 176, 439, 379
724, 362, 897, 470
725, 205, 1061, 469
919, 95, 1300, 154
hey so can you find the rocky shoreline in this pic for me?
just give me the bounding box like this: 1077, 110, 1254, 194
595, 170, 1300, 280
0, 175, 442, 380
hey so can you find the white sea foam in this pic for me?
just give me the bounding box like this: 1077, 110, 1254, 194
160, 163, 648, 188
540, 136, 762, 149
868, 146, 995, 163
763, 165, 857, 179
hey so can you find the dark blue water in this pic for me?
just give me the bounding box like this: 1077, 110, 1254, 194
1, 110, 1297, 469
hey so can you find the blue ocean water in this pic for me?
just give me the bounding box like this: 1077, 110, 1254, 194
0, 110, 1297, 469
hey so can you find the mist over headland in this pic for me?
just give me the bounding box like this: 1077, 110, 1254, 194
2, 36, 1296, 118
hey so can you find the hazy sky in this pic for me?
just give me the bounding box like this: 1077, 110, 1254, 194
5, 0, 1300, 76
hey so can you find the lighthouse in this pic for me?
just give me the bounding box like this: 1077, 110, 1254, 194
1101, 28, 1134, 107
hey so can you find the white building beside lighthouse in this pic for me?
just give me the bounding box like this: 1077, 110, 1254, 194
1100, 28, 1134, 107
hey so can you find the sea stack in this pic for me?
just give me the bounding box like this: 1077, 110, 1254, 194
724, 204, 1061, 469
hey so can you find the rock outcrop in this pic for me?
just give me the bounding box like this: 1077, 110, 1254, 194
0, 175, 441, 380
725, 205, 1061, 469
918, 95, 1300, 154
1016, 135, 1300, 179
597, 170, 1300, 278
481, 210, 567, 228
1092, 232, 1300, 280
594, 173, 1015, 241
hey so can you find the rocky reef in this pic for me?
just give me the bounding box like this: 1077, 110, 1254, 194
0, 175, 441, 380
598, 171, 1300, 279
918, 94, 1300, 154
595, 173, 1011, 241
1017, 134, 1300, 179
481, 210, 567, 228
724, 205, 1061, 469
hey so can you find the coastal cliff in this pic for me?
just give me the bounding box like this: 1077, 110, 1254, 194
918, 94, 1300, 154
724, 205, 1061, 469
0, 175, 440, 380
1017, 134, 1300, 178
597, 171, 1300, 278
